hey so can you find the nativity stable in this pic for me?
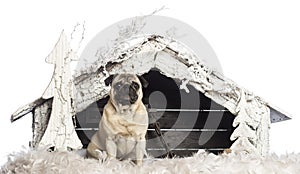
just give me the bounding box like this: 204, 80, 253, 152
11, 30, 290, 158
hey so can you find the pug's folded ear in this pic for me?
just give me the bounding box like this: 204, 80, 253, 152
138, 76, 149, 88
104, 75, 115, 86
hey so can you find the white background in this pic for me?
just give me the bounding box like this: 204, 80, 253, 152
0, 0, 299, 165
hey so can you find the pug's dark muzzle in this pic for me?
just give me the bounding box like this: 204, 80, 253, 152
114, 82, 139, 105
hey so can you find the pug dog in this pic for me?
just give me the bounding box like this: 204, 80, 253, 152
87, 74, 149, 165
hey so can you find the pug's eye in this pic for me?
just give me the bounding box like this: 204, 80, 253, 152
131, 81, 139, 90
114, 82, 122, 90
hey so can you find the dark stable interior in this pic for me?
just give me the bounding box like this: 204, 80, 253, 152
75, 69, 235, 157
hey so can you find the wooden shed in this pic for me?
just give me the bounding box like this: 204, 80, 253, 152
11, 31, 291, 158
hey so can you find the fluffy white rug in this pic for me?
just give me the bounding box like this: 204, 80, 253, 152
1, 149, 300, 174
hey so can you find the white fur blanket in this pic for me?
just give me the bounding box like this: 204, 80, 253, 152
1, 150, 300, 174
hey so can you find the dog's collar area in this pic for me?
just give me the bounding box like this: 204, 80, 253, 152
120, 108, 133, 114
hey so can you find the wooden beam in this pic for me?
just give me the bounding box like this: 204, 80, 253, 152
11, 97, 49, 122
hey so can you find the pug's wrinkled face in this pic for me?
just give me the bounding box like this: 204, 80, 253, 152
110, 74, 142, 107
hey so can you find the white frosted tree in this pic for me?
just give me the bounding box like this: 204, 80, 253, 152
38, 31, 82, 151
230, 91, 258, 154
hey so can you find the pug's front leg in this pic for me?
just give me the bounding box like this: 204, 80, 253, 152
135, 139, 146, 166
106, 137, 117, 159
